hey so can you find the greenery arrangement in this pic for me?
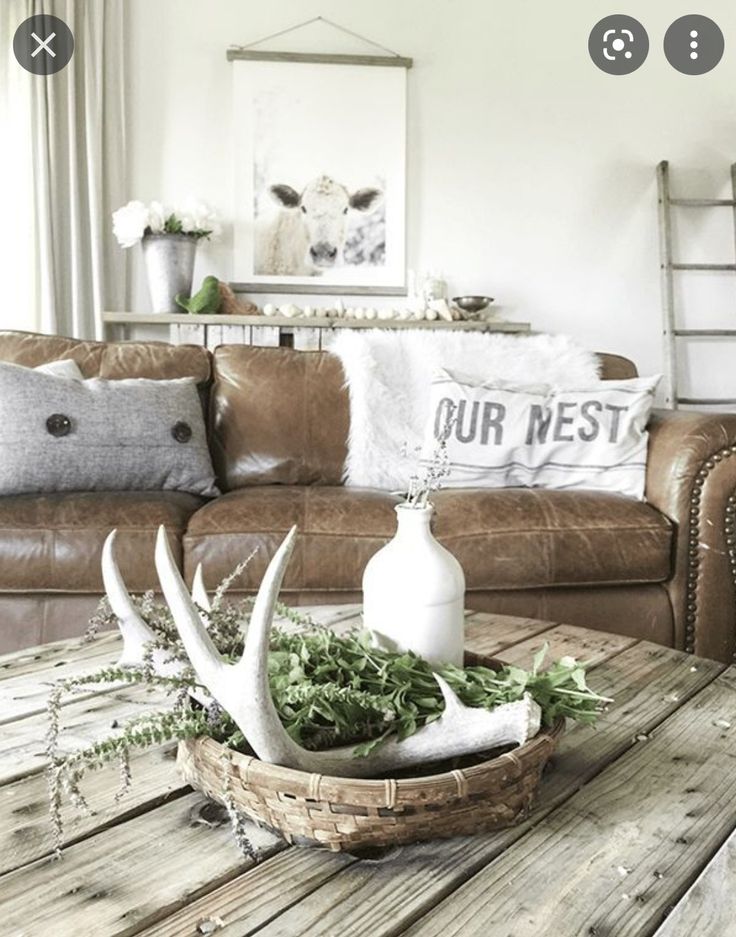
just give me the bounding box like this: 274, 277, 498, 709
46, 580, 610, 860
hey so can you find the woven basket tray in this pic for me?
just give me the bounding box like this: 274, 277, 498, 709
176, 653, 564, 852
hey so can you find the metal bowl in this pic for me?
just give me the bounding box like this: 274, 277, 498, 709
452, 295, 494, 315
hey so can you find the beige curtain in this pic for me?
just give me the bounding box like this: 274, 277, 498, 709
0, 0, 126, 338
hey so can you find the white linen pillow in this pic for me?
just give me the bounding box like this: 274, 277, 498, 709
422, 370, 661, 500
34, 359, 84, 379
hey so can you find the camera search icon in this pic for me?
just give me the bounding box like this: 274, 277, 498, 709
588, 15, 649, 75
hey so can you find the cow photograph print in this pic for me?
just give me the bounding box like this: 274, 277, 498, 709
232, 59, 407, 291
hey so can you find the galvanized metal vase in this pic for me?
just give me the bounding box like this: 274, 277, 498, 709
141, 234, 197, 313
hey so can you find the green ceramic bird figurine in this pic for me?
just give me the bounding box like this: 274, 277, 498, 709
175, 275, 222, 315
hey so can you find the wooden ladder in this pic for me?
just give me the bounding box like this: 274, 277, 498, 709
657, 160, 736, 409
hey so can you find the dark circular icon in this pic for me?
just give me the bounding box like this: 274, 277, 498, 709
171, 421, 193, 444
46, 414, 72, 437
13, 14, 74, 75
664, 15, 724, 75
589, 15, 649, 75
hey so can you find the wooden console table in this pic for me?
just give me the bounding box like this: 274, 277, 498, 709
102, 311, 531, 351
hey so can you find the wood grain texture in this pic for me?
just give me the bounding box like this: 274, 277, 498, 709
494, 622, 637, 669
225, 49, 414, 68
0, 632, 119, 681
293, 604, 362, 627
463, 613, 557, 657
0, 685, 168, 785
220, 324, 246, 345
0, 745, 185, 876
4, 610, 731, 937
0, 793, 283, 937
403, 668, 736, 937
250, 326, 281, 348
205, 324, 224, 350
302, 607, 564, 662
292, 327, 322, 351
0, 653, 124, 724
177, 323, 205, 346
136, 849, 356, 937
654, 827, 736, 936
241, 643, 723, 937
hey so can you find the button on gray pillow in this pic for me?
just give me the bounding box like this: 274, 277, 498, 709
0, 363, 219, 496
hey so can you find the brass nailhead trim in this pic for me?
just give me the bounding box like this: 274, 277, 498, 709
684, 444, 736, 660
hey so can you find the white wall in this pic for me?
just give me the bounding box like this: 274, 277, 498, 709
125, 0, 736, 398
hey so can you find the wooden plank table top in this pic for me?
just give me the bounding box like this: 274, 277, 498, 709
1, 605, 734, 937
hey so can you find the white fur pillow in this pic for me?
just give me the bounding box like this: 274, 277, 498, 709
422, 370, 661, 500
330, 330, 601, 490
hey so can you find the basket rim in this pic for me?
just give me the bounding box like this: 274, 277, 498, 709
180, 651, 565, 806
182, 716, 565, 803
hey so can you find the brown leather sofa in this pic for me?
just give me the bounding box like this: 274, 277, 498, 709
1, 329, 735, 664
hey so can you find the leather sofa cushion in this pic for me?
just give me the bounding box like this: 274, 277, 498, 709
0, 330, 211, 383
184, 485, 672, 593
210, 345, 348, 488
209, 347, 636, 490
0, 491, 203, 592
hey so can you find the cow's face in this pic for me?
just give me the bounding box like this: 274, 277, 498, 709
270, 176, 382, 268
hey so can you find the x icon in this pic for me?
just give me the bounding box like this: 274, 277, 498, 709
31, 31, 56, 58
13, 14, 73, 74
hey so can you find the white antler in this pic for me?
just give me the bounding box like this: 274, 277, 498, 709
102, 530, 184, 677
102, 530, 210, 679
154, 525, 541, 778
191, 563, 211, 615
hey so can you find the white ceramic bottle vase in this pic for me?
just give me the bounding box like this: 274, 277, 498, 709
362, 504, 466, 667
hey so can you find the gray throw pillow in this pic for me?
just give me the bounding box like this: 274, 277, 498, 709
0, 363, 219, 496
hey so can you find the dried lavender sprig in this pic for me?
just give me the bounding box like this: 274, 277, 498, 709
114, 746, 133, 803
219, 750, 259, 862
403, 403, 456, 509
212, 548, 258, 611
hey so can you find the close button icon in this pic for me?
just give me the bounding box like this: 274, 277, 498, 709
13, 14, 74, 75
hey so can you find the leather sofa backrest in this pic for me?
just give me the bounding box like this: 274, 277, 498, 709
210, 345, 349, 488
0, 330, 211, 383
0, 331, 637, 490
210, 346, 638, 490
597, 353, 638, 381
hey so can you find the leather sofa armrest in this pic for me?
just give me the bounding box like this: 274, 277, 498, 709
646, 408, 736, 662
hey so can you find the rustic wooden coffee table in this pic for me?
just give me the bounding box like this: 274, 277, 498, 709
1, 605, 734, 936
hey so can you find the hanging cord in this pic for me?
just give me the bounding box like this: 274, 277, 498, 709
230, 15, 402, 58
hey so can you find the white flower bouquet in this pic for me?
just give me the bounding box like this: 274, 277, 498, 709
112, 198, 221, 248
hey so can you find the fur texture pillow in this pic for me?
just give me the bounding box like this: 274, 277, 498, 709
0, 363, 218, 496
423, 370, 660, 500
330, 330, 601, 490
